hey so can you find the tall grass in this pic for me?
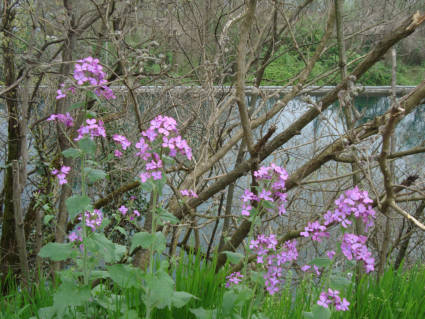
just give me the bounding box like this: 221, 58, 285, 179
1, 259, 425, 318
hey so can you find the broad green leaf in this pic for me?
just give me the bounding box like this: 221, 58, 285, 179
39, 243, 76, 261
144, 270, 174, 309
43, 215, 55, 225
250, 271, 265, 285
107, 264, 141, 289
87, 233, 126, 263
190, 307, 214, 319
157, 207, 179, 224
65, 195, 91, 220
78, 137, 96, 154
309, 258, 331, 268
84, 167, 107, 183
140, 179, 154, 192
172, 291, 197, 308
261, 200, 275, 209
90, 270, 110, 281
311, 305, 331, 319
62, 148, 81, 159
302, 312, 314, 319
36, 306, 56, 319
53, 281, 91, 315
330, 275, 352, 291
130, 231, 166, 254
222, 251, 244, 264
121, 309, 139, 319
116, 226, 128, 237
222, 290, 238, 317
67, 101, 85, 111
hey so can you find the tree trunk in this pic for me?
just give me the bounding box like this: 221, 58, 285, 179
0, 5, 21, 286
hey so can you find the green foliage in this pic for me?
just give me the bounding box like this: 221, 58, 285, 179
65, 195, 91, 220
38, 243, 77, 261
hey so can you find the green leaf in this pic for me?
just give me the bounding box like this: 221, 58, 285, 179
43, 215, 54, 225
67, 102, 85, 111
172, 291, 197, 308
37, 306, 56, 319
330, 275, 352, 291
157, 207, 179, 224
66, 195, 91, 220
261, 200, 275, 209
53, 281, 91, 315
311, 305, 331, 319
78, 137, 97, 154
39, 243, 76, 261
144, 270, 174, 309
250, 271, 265, 285
189, 307, 214, 319
87, 233, 126, 263
121, 309, 139, 319
222, 290, 238, 317
140, 179, 154, 192
302, 312, 314, 319
222, 251, 244, 264
130, 231, 166, 254
62, 148, 81, 159
107, 264, 142, 289
84, 167, 107, 183
309, 258, 331, 268
90, 271, 110, 281
116, 226, 128, 237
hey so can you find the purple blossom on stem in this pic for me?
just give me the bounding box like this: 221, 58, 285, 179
180, 189, 198, 198
74, 119, 106, 141
52, 165, 71, 185
225, 272, 243, 288
113, 134, 131, 150
300, 221, 329, 242
316, 289, 350, 312
46, 112, 74, 127
118, 205, 128, 216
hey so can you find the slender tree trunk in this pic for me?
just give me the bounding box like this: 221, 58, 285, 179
12, 161, 30, 288
0, 5, 21, 286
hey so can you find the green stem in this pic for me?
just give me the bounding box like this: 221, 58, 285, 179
81, 153, 89, 286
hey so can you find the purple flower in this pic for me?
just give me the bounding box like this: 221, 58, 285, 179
327, 250, 336, 259
52, 165, 71, 184
118, 205, 128, 216
113, 134, 131, 150
225, 272, 243, 288
301, 265, 311, 272
180, 189, 198, 198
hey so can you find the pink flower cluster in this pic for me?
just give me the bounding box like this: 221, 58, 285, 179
136, 115, 192, 183
225, 272, 243, 288
57, 56, 116, 100
317, 289, 350, 311
180, 189, 198, 198
68, 227, 83, 243
328, 186, 376, 230
113, 134, 131, 157
301, 264, 321, 276
249, 234, 298, 295
47, 112, 74, 127
52, 166, 71, 185
74, 119, 106, 141
118, 205, 140, 221
241, 164, 288, 217
300, 221, 330, 242
56, 83, 76, 100
341, 233, 375, 273
301, 188, 375, 243
78, 209, 103, 231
